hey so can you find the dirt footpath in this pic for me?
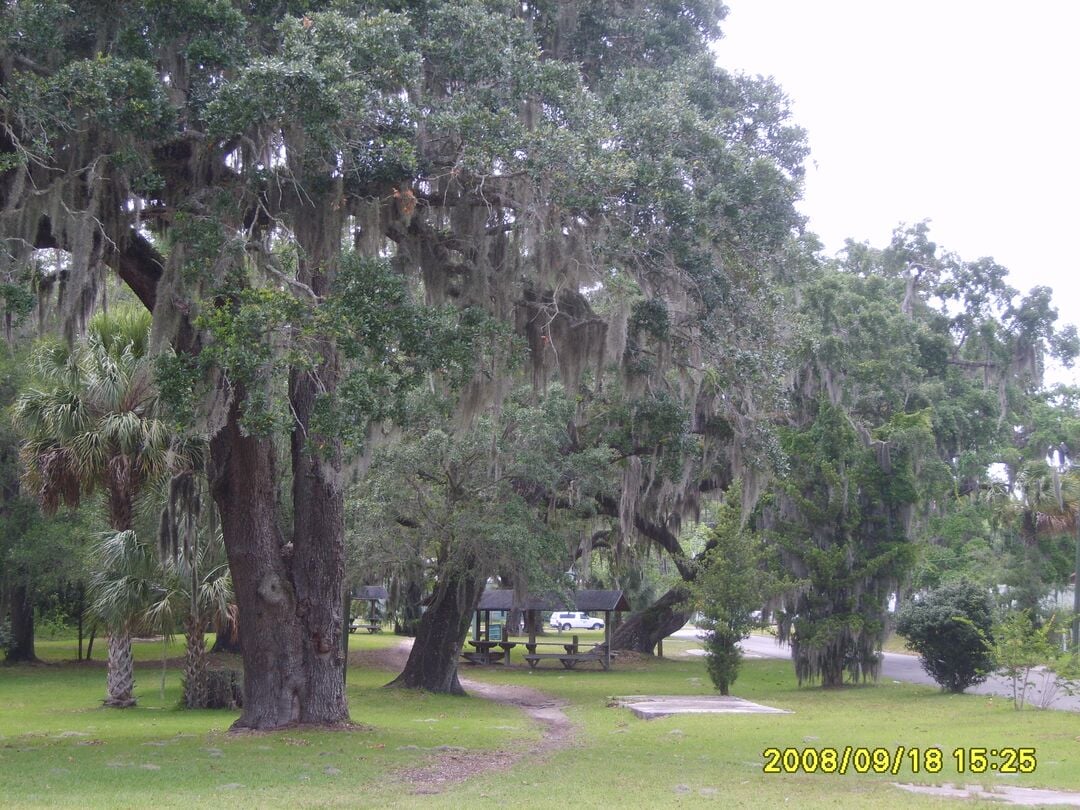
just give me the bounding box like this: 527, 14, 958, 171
361, 639, 573, 795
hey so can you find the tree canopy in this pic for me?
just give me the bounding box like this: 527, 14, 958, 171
4, 1, 1078, 716
2, 0, 812, 723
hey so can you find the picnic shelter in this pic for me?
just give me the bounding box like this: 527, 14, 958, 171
467, 588, 630, 669
350, 585, 388, 633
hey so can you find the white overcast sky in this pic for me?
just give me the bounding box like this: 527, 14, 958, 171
713, 0, 1079, 386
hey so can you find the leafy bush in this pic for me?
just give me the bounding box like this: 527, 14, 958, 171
896, 581, 994, 693
36, 605, 72, 639
1050, 644, 1080, 707
993, 611, 1064, 709
701, 627, 746, 696
0, 619, 11, 654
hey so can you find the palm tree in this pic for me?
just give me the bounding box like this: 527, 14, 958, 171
12, 308, 169, 707
87, 529, 162, 706
149, 484, 233, 709
1017, 461, 1079, 543
1010, 460, 1080, 620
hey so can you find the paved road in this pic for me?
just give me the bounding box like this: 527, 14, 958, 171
671, 626, 1080, 712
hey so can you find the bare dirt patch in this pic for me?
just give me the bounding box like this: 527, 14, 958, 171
365, 638, 575, 795
349, 638, 412, 671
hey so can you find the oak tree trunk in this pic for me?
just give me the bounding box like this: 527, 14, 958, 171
506, 608, 522, 636
6, 582, 37, 663
210, 398, 309, 729
283, 190, 350, 725
288, 368, 349, 724
792, 637, 846, 688
393, 575, 424, 636
609, 585, 692, 654
387, 570, 485, 695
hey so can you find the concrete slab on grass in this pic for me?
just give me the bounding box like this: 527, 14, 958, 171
894, 782, 1080, 806
616, 695, 792, 719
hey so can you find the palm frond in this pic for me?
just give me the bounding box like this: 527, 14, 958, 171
88, 529, 169, 631
88, 307, 152, 360
196, 570, 234, 624
70, 430, 108, 479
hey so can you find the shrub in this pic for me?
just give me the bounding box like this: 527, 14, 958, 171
182, 669, 244, 709
701, 627, 745, 696
993, 611, 1062, 710
36, 605, 72, 639
896, 581, 994, 693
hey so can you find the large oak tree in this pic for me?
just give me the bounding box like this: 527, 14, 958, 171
2, 1, 808, 723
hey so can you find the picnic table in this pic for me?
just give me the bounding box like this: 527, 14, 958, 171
350, 586, 387, 634
522, 636, 611, 670
462, 639, 518, 665
350, 620, 381, 634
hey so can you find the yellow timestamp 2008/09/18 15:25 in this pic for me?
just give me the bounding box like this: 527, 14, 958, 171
761, 746, 1037, 775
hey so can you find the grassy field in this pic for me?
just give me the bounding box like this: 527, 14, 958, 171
2, 632, 1078, 808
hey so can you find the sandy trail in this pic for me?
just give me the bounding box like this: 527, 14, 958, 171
358, 638, 573, 795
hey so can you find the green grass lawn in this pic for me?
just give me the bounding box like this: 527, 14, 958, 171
2, 633, 1078, 808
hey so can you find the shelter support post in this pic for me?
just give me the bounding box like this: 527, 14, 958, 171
604, 613, 611, 669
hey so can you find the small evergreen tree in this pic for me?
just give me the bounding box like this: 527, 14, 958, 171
896, 581, 994, 693
693, 483, 782, 695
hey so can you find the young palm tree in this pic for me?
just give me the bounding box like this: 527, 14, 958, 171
149, 491, 233, 709
12, 308, 170, 707
87, 529, 162, 706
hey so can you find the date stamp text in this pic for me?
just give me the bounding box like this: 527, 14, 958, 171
761, 746, 1037, 775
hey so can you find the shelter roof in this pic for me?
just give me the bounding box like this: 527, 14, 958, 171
476, 588, 629, 612
476, 589, 554, 611
353, 585, 389, 601
574, 589, 631, 612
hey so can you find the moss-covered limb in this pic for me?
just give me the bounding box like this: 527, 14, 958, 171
109, 233, 163, 311
594, 493, 696, 581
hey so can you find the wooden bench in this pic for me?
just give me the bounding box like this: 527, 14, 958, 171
523, 652, 610, 671
460, 652, 501, 665
462, 640, 516, 665
525, 642, 578, 655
